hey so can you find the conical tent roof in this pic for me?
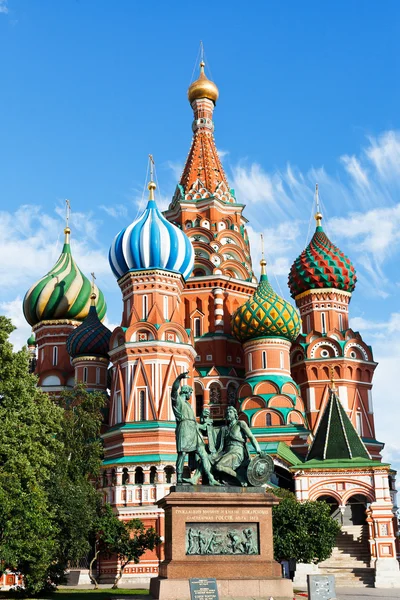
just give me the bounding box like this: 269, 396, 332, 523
307, 388, 370, 461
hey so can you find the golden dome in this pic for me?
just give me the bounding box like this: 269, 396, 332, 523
188, 61, 219, 104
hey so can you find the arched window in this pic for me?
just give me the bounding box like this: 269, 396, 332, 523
122, 468, 129, 485
142, 295, 148, 320
150, 466, 158, 484
248, 353, 253, 371
96, 367, 100, 384
111, 469, 116, 486
53, 346, 58, 366
135, 467, 144, 485
356, 413, 363, 435
194, 317, 201, 338
227, 382, 237, 405
280, 351, 284, 370
209, 383, 221, 404
338, 313, 343, 331
164, 466, 174, 484
102, 471, 108, 488
266, 413, 272, 426
83, 367, 88, 383
138, 389, 146, 421
193, 269, 205, 277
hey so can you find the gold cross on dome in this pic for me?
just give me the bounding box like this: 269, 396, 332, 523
65, 199, 71, 228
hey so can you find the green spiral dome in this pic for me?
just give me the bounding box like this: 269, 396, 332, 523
23, 228, 107, 327
232, 262, 301, 343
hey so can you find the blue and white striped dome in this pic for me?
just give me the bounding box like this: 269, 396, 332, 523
109, 191, 194, 281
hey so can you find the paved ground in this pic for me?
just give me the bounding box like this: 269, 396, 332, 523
294, 587, 400, 600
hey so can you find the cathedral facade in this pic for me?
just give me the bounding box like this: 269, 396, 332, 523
23, 62, 399, 588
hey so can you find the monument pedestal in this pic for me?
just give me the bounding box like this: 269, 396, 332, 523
150, 486, 293, 600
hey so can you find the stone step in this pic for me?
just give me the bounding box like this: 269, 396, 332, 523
319, 567, 375, 586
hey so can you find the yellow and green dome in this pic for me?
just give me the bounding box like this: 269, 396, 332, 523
232, 260, 301, 343
23, 227, 106, 327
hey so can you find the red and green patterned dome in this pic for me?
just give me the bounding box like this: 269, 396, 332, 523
288, 214, 357, 298
66, 294, 111, 359
232, 261, 301, 343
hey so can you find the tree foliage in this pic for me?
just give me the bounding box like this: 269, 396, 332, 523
272, 488, 341, 564
93, 504, 161, 588
0, 318, 106, 594
0, 317, 63, 593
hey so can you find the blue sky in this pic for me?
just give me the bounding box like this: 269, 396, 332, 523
1, 1, 399, 470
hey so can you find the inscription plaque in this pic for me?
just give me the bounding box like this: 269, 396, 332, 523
307, 575, 336, 600
186, 522, 259, 555
189, 578, 219, 600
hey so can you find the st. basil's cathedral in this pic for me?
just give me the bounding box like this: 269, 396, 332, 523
22, 61, 399, 588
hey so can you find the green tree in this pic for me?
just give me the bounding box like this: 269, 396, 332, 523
0, 317, 63, 594
47, 383, 106, 579
92, 504, 161, 589
272, 489, 341, 564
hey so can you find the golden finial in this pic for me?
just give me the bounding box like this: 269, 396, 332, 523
330, 365, 337, 391
148, 154, 156, 200
90, 272, 96, 305
64, 199, 71, 241
188, 45, 219, 104
260, 233, 267, 275
314, 183, 323, 227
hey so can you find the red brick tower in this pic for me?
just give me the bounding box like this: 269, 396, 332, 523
164, 61, 257, 418
288, 188, 380, 459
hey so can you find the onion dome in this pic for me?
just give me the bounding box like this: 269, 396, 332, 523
23, 227, 107, 327
27, 333, 36, 346
66, 292, 111, 359
232, 259, 301, 343
109, 180, 194, 280
188, 61, 219, 104
288, 210, 357, 298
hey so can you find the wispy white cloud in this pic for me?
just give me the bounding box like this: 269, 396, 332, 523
166, 160, 183, 181
0, 296, 31, 350
0, 0, 8, 15
340, 155, 369, 188
99, 204, 128, 219
365, 130, 400, 180
217, 149, 229, 160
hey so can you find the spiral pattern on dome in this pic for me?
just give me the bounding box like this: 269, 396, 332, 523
232, 271, 301, 343
66, 303, 111, 359
109, 198, 194, 280
23, 230, 107, 326
288, 225, 357, 298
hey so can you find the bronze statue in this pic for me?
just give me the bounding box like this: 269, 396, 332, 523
213, 406, 261, 486
171, 372, 219, 485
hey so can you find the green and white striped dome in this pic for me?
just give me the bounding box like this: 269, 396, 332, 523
23, 227, 106, 327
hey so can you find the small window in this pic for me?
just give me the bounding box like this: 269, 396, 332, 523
280, 351, 284, 369
227, 355, 232, 362
266, 413, 272, 426
306, 315, 311, 334
194, 317, 201, 338
350, 350, 357, 359
83, 367, 88, 383
163, 296, 169, 320
248, 353, 252, 371
262, 351, 267, 369
122, 468, 129, 485
338, 313, 343, 331
320, 349, 330, 358
321, 312, 327, 334
356, 412, 363, 435
126, 298, 131, 319
142, 295, 148, 320
96, 367, 100, 384
53, 346, 58, 366
138, 389, 146, 421
206, 354, 212, 361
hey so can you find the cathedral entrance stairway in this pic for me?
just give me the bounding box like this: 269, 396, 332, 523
319, 524, 374, 586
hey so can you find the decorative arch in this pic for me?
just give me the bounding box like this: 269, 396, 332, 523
42, 374, 61, 386
254, 381, 279, 395
238, 383, 253, 398
342, 487, 375, 505
344, 342, 369, 361
309, 340, 341, 359
282, 382, 298, 395
251, 409, 284, 427
286, 410, 304, 425
241, 396, 266, 411
268, 395, 293, 409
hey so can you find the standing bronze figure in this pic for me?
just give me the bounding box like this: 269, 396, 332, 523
171, 372, 219, 485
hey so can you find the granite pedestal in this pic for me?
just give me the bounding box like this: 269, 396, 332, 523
150, 486, 293, 600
